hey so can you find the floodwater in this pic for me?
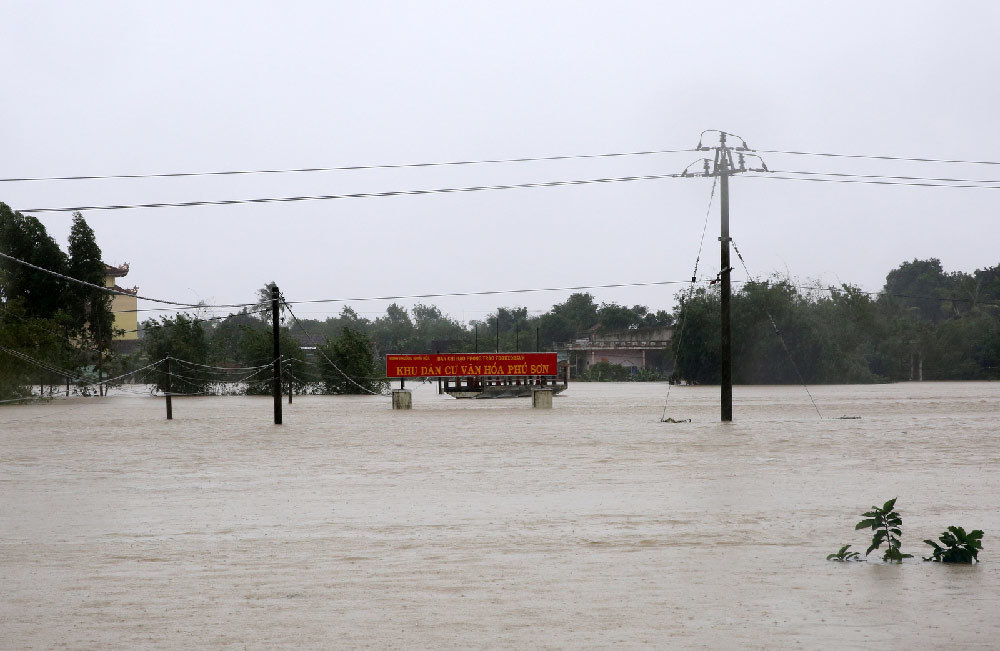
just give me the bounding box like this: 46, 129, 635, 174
2, 382, 998, 649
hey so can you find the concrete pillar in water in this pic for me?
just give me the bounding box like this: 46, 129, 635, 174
392, 389, 412, 410
532, 388, 553, 409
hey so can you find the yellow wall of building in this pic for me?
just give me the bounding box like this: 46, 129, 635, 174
105, 275, 139, 340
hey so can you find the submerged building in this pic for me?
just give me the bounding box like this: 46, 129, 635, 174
104, 262, 139, 350
558, 325, 673, 377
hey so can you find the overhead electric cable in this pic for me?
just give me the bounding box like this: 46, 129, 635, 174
758, 149, 1000, 167
281, 298, 384, 396
745, 174, 1000, 190
284, 279, 695, 306
768, 170, 1000, 185
0, 250, 254, 309
17, 172, 689, 214
0, 147, 694, 183
729, 239, 823, 419
661, 176, 718, 422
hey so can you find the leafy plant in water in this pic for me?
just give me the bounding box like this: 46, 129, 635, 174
827, 544, 862, 562
856, 498, 912, 562
923, 526, 983, 563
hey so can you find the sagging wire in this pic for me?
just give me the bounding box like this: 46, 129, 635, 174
0, 250, 254, 310
660, 176, 717, 423
745, 174, 1000, 190
729, 240, 824, 419
18, 171, 691, 214
280, 297, 386, 396
2, 146, 696, 183
0, 349, 165, 403
757, 148, 1000, 167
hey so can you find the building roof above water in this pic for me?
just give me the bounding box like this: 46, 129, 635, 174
104, 262, 130, 277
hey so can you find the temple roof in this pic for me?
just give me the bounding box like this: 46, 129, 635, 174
104, 262, 130, 277
112, 284, 139, 296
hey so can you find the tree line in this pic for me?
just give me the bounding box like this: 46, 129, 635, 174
3, 199, 999, 400
1, 203, 117, 399
126, 257, 1000, 392
672, 259, 1000, 384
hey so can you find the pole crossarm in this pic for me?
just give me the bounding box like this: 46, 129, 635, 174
679, 131, 769, 178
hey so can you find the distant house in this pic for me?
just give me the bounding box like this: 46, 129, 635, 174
104, 262, 139, 348
556, 325, 673, 377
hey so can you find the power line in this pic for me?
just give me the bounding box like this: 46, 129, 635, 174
769, 170, 1000, 185
281, 298, 384, 396
16, 172, 690, 214
284, 279, 696, 306
746, 174, 1000, 190
0, 250, 254, 309
758, 149, 1000, 167
1, 147, 695, 183
729, 239, 823, 418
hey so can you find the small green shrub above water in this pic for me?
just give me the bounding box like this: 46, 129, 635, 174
830, 499, 985, 565
827, 544, 862, 562
856, 498, 913, 563
923, 526, 983, 563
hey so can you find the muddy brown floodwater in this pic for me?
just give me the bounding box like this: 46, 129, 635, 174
2, 382, 998, 649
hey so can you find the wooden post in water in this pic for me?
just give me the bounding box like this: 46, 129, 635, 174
164, 357, 173, 420
272, 285, 282, 425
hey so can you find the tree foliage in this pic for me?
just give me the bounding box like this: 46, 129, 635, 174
856, 498, 912, 563
923, 526, 983, 563
671, 260, 1000, 384
141, 314, 211, 394
318, 327, 383, 394
67, 212, 115, 350
0, 202, 70, 320
0, 204, 121, 399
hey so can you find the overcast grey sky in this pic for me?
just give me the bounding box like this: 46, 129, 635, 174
3, 2, 998, 324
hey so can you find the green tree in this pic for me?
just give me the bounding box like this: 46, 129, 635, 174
0, 202, 69, 320
233, 324, 307, 395
670, 287, 721, 383
67, 212, 115, 350
318, 326, 383, 394
883, 258, 952, 323
141, 314, 211, 394
371, 303, 416, 354
0, 299, 69, 400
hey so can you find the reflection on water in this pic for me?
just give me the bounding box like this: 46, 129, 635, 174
2, 382, 998, 647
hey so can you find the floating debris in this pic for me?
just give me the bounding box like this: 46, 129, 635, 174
661, 417, 692, 423
836, 415, 862, 420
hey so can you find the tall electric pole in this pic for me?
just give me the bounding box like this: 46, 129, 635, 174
718, 136, 733, 421
686, 130, 767, 422
272, 284, 282, 425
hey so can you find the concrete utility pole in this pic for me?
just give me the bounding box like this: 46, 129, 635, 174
272, 284, 282, 425
718, 135, 733, 422
689, 130, 767, 422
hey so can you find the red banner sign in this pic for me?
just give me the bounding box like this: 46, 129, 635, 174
386, 353, 558, 378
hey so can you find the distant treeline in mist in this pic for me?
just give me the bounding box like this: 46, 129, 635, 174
141, 256, 1000, 390
3, 201, 1000, 400
673, 259, 1000, 384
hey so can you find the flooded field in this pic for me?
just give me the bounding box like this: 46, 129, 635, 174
2, 382, 998, 648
